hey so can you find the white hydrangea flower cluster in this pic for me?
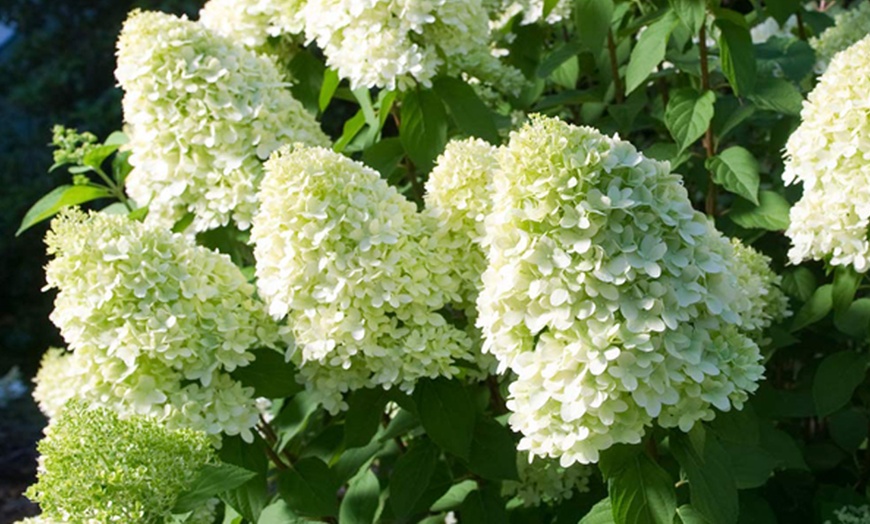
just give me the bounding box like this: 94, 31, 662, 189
32, 348, 78, 418
43, 209, 290, 441
825, 505, 870, 524
811, 1, 870, 71
750, 15, 798, 44
424, 138, 497, 310
199, 0, 306, 50
116, 10, 329, 233
502, 452, 593, 507
485, 0, 573, 27
730, 239, 791, 334
252, 145, 479, 412
478, 116, 786, 465
783, 35, 870, 272
26, 401, 214, 524
300, 0, 524, 93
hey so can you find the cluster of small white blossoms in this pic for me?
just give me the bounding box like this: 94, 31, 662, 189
199, 0, 306, 51
783, 34, 870, 272
730, 239, 791, 335
26, 401, 215, 523
811, 1, 870, 71
252, 145, 479, 412
824, 505, 870, 524
116, 10, 329, 233
300, 0, 525, 93
485, 0, 573, 27
42, 209, 290, 441
478, 116, 788, 465
502, 453, 593, 507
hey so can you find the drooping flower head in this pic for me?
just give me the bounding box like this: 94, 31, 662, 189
478, 116, 784, 465
44, 209, 290, 440
26, 401, 214, 523
784, 34, 870, 271
811, 1, 870, 72
252, 145, 479, 412
116, 10, 328, 232
300, 0, 524, 93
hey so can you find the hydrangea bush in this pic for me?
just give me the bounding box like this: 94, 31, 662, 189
13, 0, 870, 523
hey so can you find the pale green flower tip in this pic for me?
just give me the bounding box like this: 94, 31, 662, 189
825, 504, 870, 524
27, 401, 213, 523
502, 452, 593, 507
784, 33, 870, 272
117, 9, 328, 233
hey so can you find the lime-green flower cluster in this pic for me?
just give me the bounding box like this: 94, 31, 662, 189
783, 34, 870, 272
424, 138, 498, 311
26, 401, 214, 523
49, 125, 98, 168
811, 1, 870, 71
503, 452, 593, 507
116, 10, 328, 233
42, 209, 290, 440
252, 145, 479, 412
477, 116, 787, 465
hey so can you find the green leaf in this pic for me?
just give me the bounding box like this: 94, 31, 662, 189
458, 485, 507, 524
671, 429, 739, 524
608, 451, 677, 524
755, 37, 815, 83
537, 40, 583, 78
716, 12, 756, 95
664, 88, 715, 153
339, 469, 381, 524
712, 96, 755, 142
174, 464, 257, 513
432, 77, 500, 144
399, 88, 448, 172
791, 284, 833, 332
231, 348, 302, 400
430, 480, 477, 512
278, 457, 340, 517
257, 500, 307, 524
782, 267, 817, 302
82, 143, 122, 171
677, 505, 712, 524
832, 267, 862, 314
219, 435, 270, 522
389, 439, 439, 518
274, 392, 321, 452
625, 11, 679, 95
670, 0, 706, 34
574, 0, 614, 56
17, 184, 112, 236
414, 378, 476, 460
344, 387, 390, 449
747, 78, 803, 116
766, 0, 800, 26
287, 51, 325, 115
729, 190, 790, 231
719, 441, 776, 489
829, 408, 869, 452
362, 138, 405, 178
319, 69, 340, 112
834, 298, 870, 339
465, 417, 519, 481
579, 498, 616, 524
706, 146, 759, 204
812, 351, 870, 417
333, 109, 366, 153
